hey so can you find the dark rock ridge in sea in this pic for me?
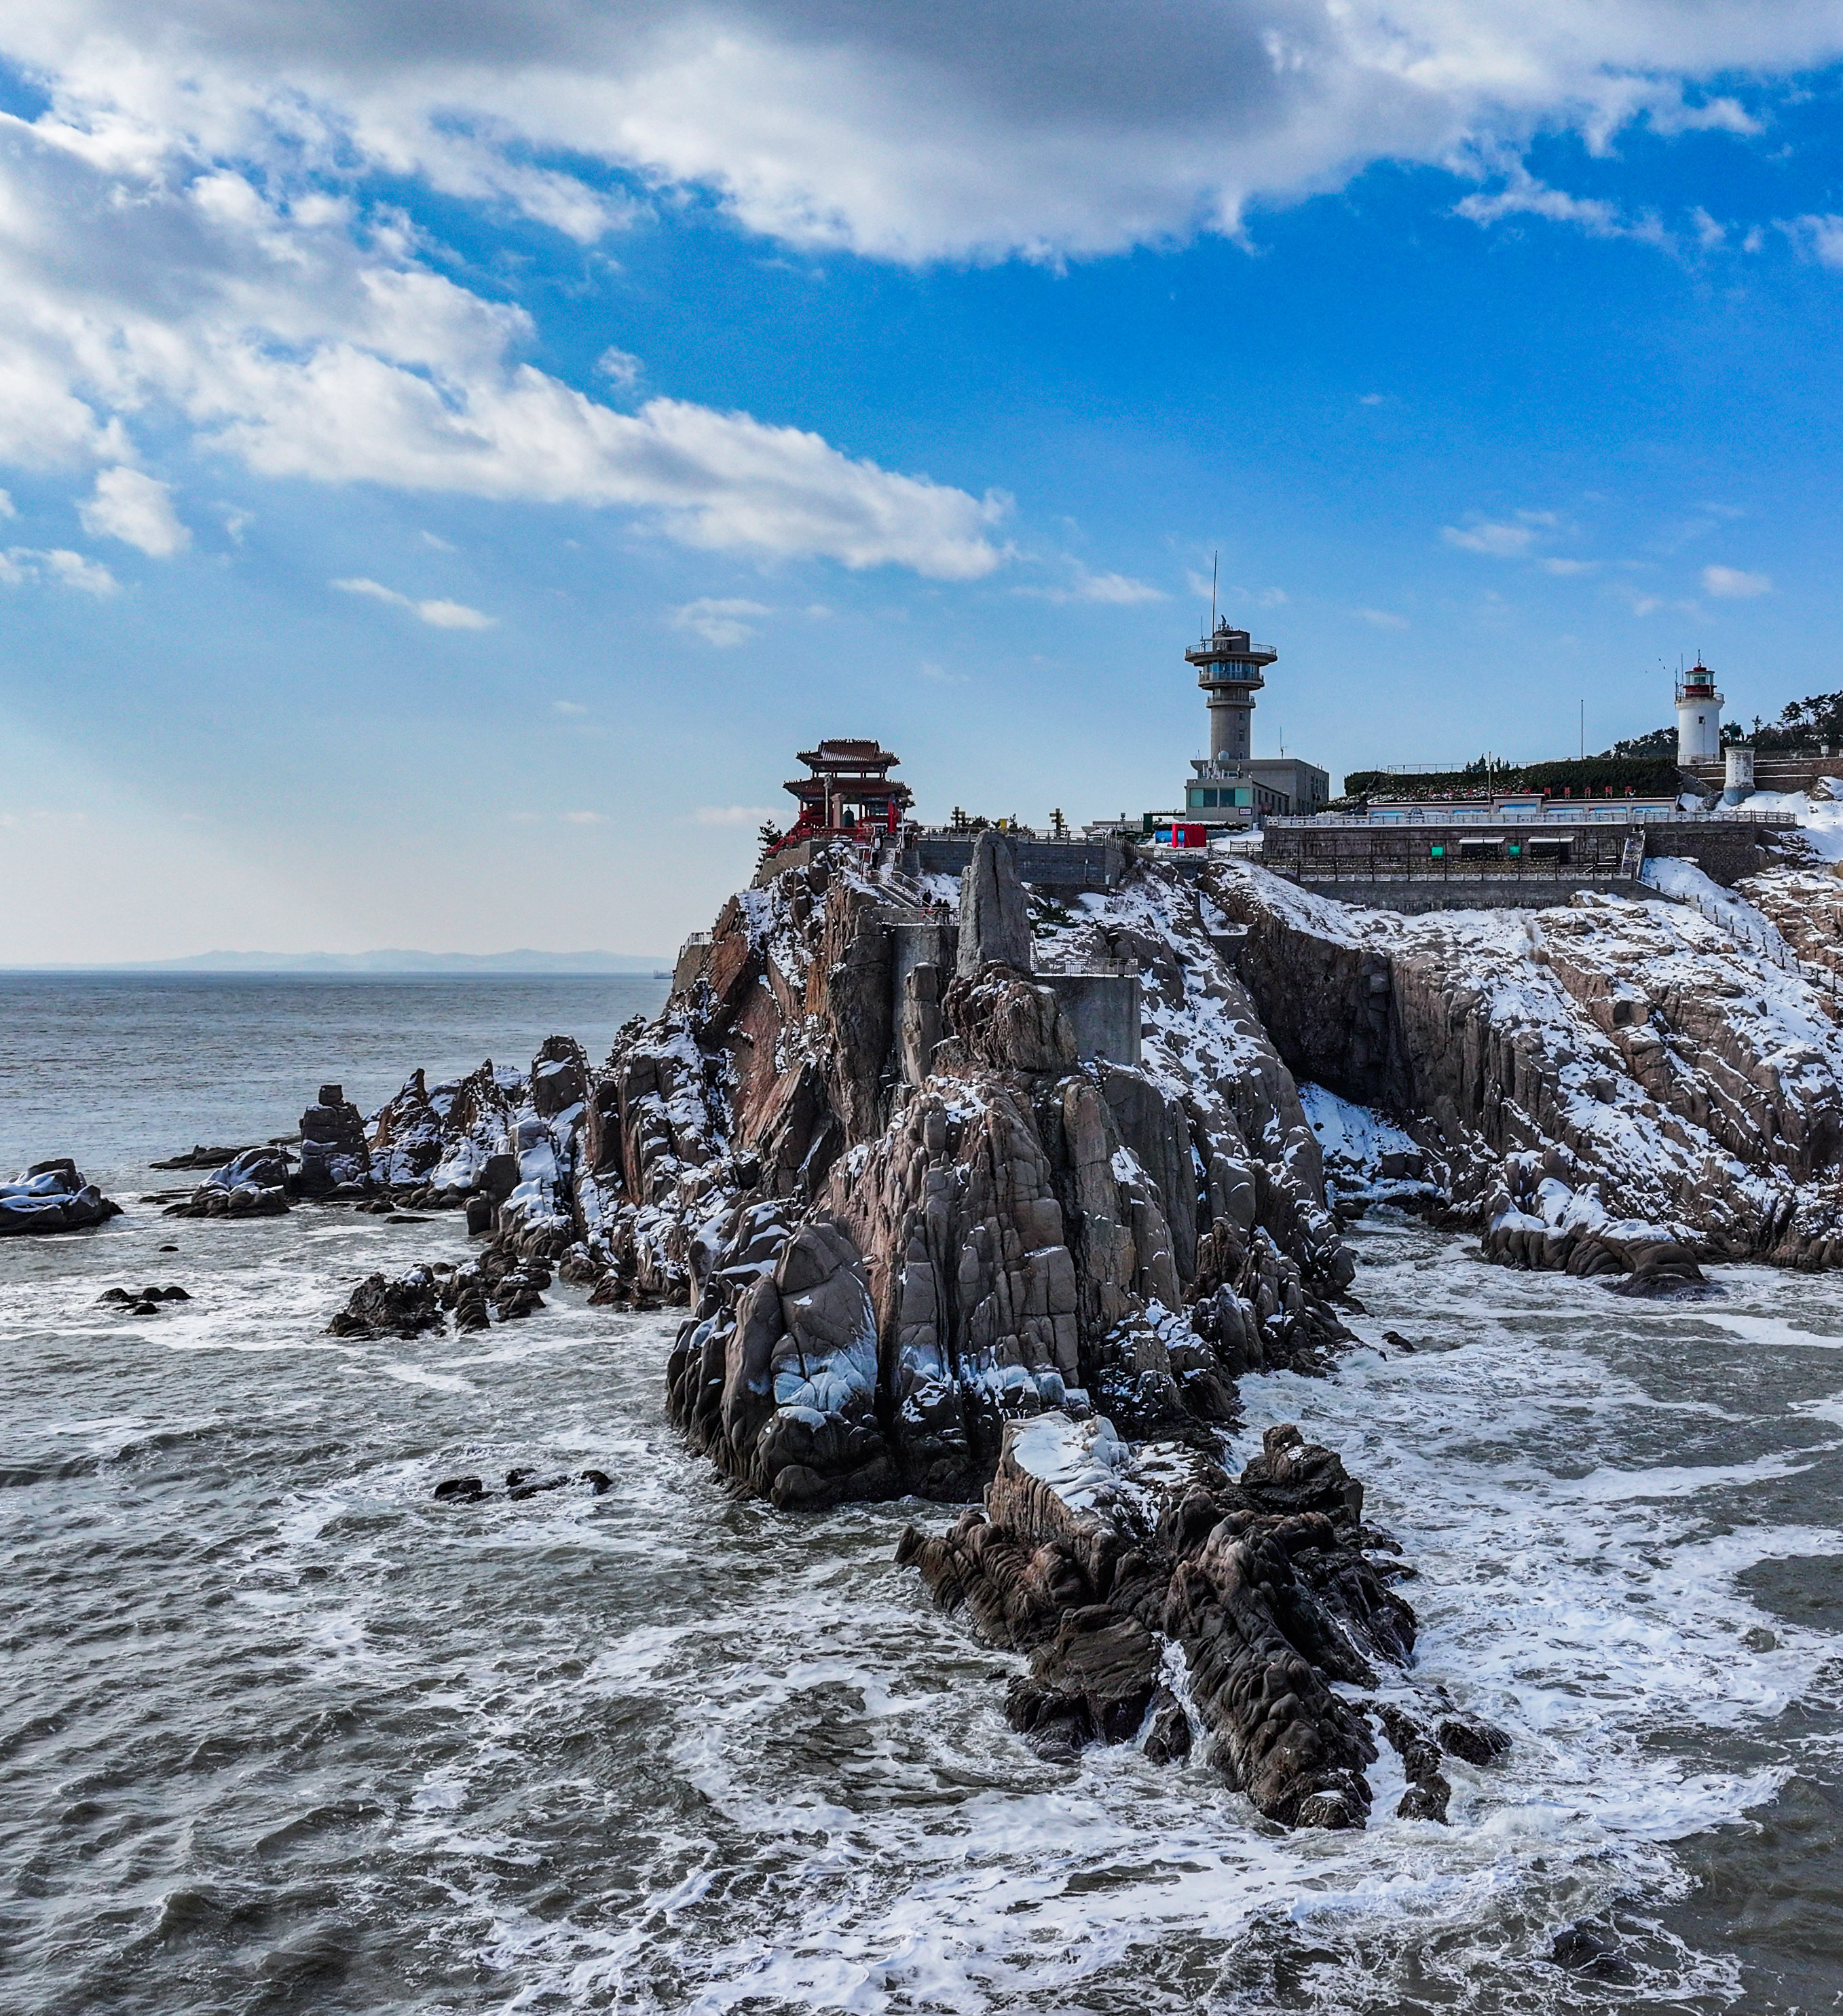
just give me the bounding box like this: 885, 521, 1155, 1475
1, 1160, 122, 1235
895, 1413, 1495, 1828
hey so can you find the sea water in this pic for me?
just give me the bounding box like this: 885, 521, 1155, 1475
4, 976, 1843, 2013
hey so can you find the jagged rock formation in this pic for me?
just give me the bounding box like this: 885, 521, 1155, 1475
894, 1413, 1491, 1831
1738, 860, 1843, 979
957, 827, 1032, 975
627, 841, 1358, 1509
298, 1084, 374, 1196
327, 1251, 551, 1338
1212, 861, 1843, 1271
1, 1161, 122, 1235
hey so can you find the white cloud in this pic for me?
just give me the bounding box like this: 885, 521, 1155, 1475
331, 576, 495, 628
0, 3, 1830, 281
1783, 214, 1843, 269
0, 546, 117, 594
1702, 563, 1772, 597
78, 465, 190, 556
1453, 170, 1665, 246
1024, 563, 1166, 604
0, 108, 1006, 582
1357, 606, 1409, 628
0, 489, 14, 517
0, 3, 1829, 614
1072, 567, 1164, 604
562, 810, 606, 824
419, 529, 457, 551
671, 595, 770, 646
597, 347, 643, 388
1442, 519, 1538, 557
1542, 557, 1600, 576
553, 699, 587, 714
694, 804, 780, 825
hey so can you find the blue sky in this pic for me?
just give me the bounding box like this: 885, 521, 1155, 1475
3, 3, 1842, 960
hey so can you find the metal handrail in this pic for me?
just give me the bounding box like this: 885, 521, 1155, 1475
1267, 807, 1794, 829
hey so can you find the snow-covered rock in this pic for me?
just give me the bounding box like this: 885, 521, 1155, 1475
0, 1160, 122, 1235
1214, 860, 1843, 1269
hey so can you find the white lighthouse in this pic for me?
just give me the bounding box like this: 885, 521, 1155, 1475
1675, 662, 1723, 764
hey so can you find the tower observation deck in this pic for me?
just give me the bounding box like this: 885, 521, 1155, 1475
1185, 619, 1277, 764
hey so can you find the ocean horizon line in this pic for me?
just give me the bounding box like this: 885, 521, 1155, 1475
0, 950, 671, 975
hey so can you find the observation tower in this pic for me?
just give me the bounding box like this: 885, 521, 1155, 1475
1186, 619, 1278, 764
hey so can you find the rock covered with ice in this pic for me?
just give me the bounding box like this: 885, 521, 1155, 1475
0, 1159, 122, 1235
641, 846, 1361, 1509
297, 1083, 373, 1197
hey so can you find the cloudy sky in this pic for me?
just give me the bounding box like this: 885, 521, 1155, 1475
3, 1, 1842, 959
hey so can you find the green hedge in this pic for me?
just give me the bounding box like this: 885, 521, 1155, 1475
1342, 757, 1683, 800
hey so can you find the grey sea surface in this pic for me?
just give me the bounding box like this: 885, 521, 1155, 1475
4, 976, 1843, 2012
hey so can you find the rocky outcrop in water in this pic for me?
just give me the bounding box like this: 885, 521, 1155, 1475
150, 1143, 270, 1171
164, 1146, 291, 1218
631, 840, 1359, 1510
0, 1161, 123, 1235
299, 1084, 374, 1196
327, 1252, 551, 1337
97, 1284, 191, 1314
896, 1413, 1434, 1829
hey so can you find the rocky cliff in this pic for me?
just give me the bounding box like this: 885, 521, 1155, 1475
1212, 857, 1843, 1270
635, 836, 1358, 1510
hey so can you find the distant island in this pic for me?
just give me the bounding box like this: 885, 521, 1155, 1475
7, 950, 668, 975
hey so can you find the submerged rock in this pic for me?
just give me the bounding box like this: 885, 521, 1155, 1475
97, 1284, 191, 1315
432, 1469, 612, 1505
1550, 1924, 1635, 1980
0, 1161, 123, 1235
